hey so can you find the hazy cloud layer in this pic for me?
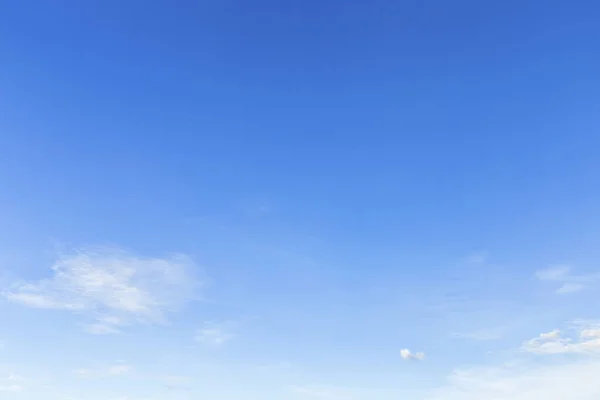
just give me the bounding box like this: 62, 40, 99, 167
3, 247, 201, 333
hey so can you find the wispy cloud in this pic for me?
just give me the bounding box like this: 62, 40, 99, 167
0, 373, 24, 392
429, 319, 600, 399
195, 321, 236, 346
521, 322, 600, 355
556, 282, 585, 294
535, 265, 599, 294
535, 265, 571, 281
0, 384, 22, 392
428, 359, 600, 400
464, 251, 487, 265
3, 247, 202, 333
400, 348, 425, 361
84, 322, 121, 335
6, 373, 24, 382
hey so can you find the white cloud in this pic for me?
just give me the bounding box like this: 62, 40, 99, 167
3, 247, 201, 333
0, 372, 24, 393
522, 323, 600, 355
539, 329, 561, 340
400, 348, 425, 361
84, 322, 121, 335
6, 373, 23, 382
535, 265, 571, 281
581, 328, 600, 339
556, 282, 584, 294
0, 384, 22, 392
195, 321, 235, 346
429, 318, 600, 399
535, 265, 599, 294
428, 359, 600, 400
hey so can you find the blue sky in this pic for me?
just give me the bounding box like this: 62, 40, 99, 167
1, 0, 600, 399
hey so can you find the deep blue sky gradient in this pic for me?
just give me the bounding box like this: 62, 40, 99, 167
1, 2, 600, 398
2, 0, 599, 258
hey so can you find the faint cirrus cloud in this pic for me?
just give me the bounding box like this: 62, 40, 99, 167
535, 265, 599, 295
3, 246, 204, 334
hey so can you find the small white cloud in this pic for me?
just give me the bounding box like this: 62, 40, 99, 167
539, 329, 561, 340
0, 372, 25, 392
536, 265, 571, 281
522, 323, 600, 355
84, 322, 121, 335
6, 373, 23, 382
3, 247, 202, 333
556, 282, 584, 294
0, 384, 22, 392
581, 329, 600, 339
400, 348, 425, 361
3, 292, 84, 310
195, 321, 235, 346
535, 265, 599, 294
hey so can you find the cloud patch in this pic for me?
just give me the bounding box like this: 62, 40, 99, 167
400, 348, 425, 361
535, 265, 599, 294
522, 322, 600, 355
195, 321, 236, 346
0, 373, 24, 393
429, 320, 600, 400
428, 359, 600, 400
3, 247, 201, 333
0, 384, 22, 392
